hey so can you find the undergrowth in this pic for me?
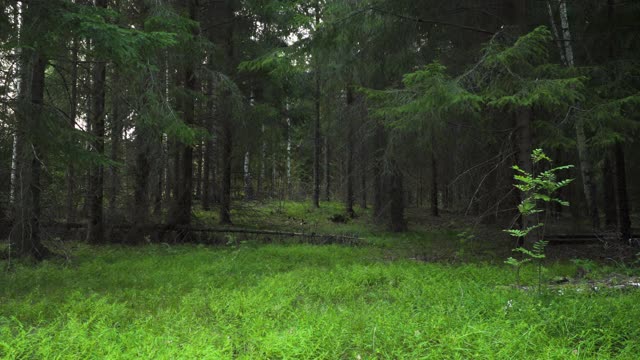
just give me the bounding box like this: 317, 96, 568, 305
2, 241, 640, 359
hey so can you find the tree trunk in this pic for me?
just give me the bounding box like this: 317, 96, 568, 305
202, 139, 212, 210
206, 0, 235, 222
83, 41, 93, 217
243, 151, 254, 201
574, 103, 599, 229
169, 0, 198, 239
164, 57, 174, 207
603, 150, 617, 228
554, 0, 600, 229
430, 139, 439, 217
324, 136, 331, 202
11, 22, 50, 258
66, 37, 79, 223
108, 66, 121, 219
88, 0, 108, 244
388, 165, 407, 232
202, 72, 215, 210
359, 150, 367, 209
373, 123, 385, 219
606, 0, 631, 243
126, 1, 154, 244
28, 54, 48, 257
546, 1, 567, 65
175, 59, 195, 230
171, 138, 181, 205
345, 85, 355, 217
286, 111, 292, 198
220, 106, 233, 224
312, 3, 321, 208
152, 134, 164, 218
9, 133, 18, 213
8, 2, 22, 218
272, 153, 278, 198
195, 142, 203, 200
614, 142, 631, 243
128, 124, 151, 244
312, 68, 321, 208
258, 124, 266, 199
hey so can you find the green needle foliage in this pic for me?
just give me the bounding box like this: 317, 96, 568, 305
475, 26, 587, 112
365, 62, 482, 131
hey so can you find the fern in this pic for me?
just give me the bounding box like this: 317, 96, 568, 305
504, 149, 573, 292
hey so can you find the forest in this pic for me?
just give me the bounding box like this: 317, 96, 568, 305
1, 0, 640, 358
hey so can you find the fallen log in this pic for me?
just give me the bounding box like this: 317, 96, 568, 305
40, 222, 361, 244
546, 233, 639, 245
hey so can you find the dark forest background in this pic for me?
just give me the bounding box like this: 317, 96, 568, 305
1, 0, 639, 259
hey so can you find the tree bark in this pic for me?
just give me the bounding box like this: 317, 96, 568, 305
258, 124, 266, 199
8, 2, 21, 217
10, 12, 50, 258
28, 54, 48, 257
9, 132, 18, 213
195, 142, 203, 200
206, 0, 235, 223
220, 104, 233, 224
324, 136, 331, 202
66, 37, 79, 224
430, 137, 439, 217
128, 122, 151, 244
606, 0, 632, 243
359, 150, 367, 209
171, 137, 181, 205
312, 68, 321, 208
388, 164, 407, 232
373, 123, 385, 219
87, 0, 108, 244
603, 150, 617, 228
554, 0, 600, 229
345, 85, 355, 217
286, 110, 292, 198
243, 151, 254, 201
546, 1, 567, 66
152, 133, 164, 218
312, 2, 321, 208
202, 71, 215, 210
169, 0, 198, 239
108, 66, 121, 219
175, 52, 195, 229
126, 1, 153, 244
614, 142, 631, 243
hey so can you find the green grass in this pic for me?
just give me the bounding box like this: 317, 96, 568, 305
2, 202, 639, 358
2, 241, 640, 359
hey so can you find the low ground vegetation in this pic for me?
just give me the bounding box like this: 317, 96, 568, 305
2, 202, 640, 359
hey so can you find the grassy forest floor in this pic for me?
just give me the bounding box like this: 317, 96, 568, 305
2, 201, 640, 359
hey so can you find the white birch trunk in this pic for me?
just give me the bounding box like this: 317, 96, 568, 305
558, 0, 599, 228
9, 134, 18, 205
558, 0, 574, 67
9, 2, 23, 209
546, 1, 567, 66
243, 151, 253, 200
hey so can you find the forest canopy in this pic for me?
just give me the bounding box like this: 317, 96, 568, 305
0, 0, 639, 258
